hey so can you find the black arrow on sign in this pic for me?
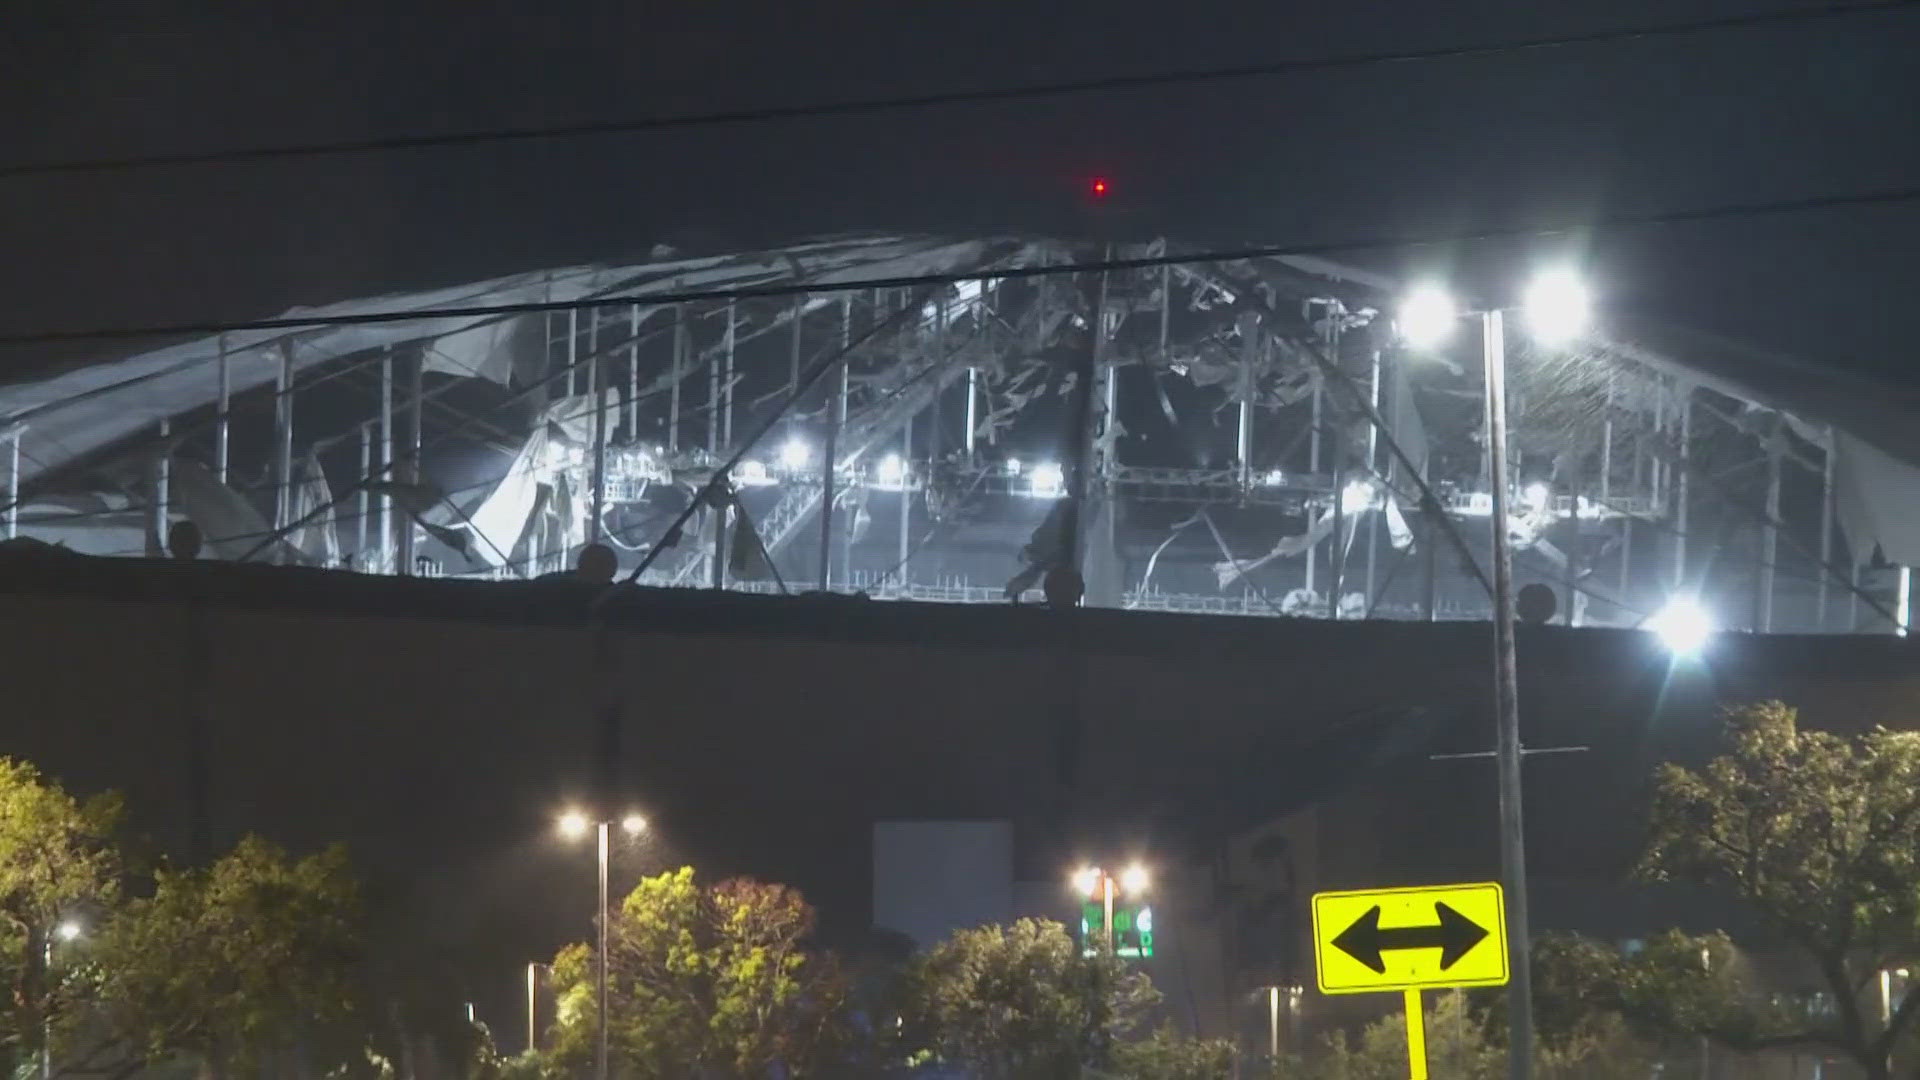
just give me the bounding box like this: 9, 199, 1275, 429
1331, 902, 1490, 974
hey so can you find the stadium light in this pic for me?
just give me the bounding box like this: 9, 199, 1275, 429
1030, 462, 1064, 499
1647, 597, 1714, 657
1398, 283, 1458, 349
1523, 268, 1591, 346
779, 437, 811, 471
1120, 864, 1150, 896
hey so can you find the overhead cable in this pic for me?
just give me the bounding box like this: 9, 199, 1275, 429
7, 182, 1920, 350
2, 0, 1913, 181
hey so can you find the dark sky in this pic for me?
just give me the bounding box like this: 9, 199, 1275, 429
4, 1, 1919, 385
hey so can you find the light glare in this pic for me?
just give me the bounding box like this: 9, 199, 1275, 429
1524, 268, 1591, 346
779, 437, 811, 471
1072, 866, 1101, 898
1030, 462, 1064, 499
1524, 482, 1552, 511
621, 813, 648, 837
557, 810, 590, 840
55, 921, 82, 942
1648, 598, 1714, 656
1398, 284, 1458, 349
1120, 864, 1150, 895
1340, 480, 1373, 515
877, 453, 905, 485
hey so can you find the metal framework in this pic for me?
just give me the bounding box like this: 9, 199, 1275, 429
0, 236, 1907, 635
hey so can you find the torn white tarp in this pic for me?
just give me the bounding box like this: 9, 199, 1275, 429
1834, 431, 1920, 567
0, 234, 979, 495
169, 460, 302, 564
288, 449, 340, 566
423, 316, 524, 384
1216, 505, 1338, 589
464, 426, 553, 568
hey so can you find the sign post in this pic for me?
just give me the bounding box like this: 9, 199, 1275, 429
1312, 882, 1508, 1078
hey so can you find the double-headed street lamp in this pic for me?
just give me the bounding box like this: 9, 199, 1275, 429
1072, 863, 1149, 955
1397, 268, 1592, 1080
557, 809, 647, 1080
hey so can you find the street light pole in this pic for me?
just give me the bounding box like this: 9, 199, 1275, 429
558, 810, 645, 1080
1103, 873, 1116, 956
1482, 309, 1535, 1080
596, 820, 610, 1080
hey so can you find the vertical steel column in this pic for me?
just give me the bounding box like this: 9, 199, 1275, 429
1236, 313, 1257, 489
1307, 373, 1322, 596
1673, 388, 1692, 591
789, 295, 804, 393
1483, 310, 1535, 1080
357, 426, 371, 565
566, 309, 580, 399
628, 303, 642, 442
669, 304, 684, 452
378, 351, 394, 573
154, 418, 171, 546
1758, 431, 1780, 632
401, 350, 422, 575
897, 415, 913, 591
1422, 496, 1439, 621
1364, 349, 1382, 608
708, 492, 728, 591
964, 366, 979, 459
1159, 264, 1171, 359
819, 298, 848, 591
1817, 430, 1836, 631
589, 308, 607, 545
6, 427, 20, 540
215, 334, 231, 485
1324, 319, 1344, 616
708, 306, 722, 455
722, 301, 736, 450
274, 343, 294, 533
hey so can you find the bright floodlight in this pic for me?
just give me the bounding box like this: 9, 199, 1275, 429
1648, 598, 1714, 656
1006, 457, 1023, 476
55, 921, 82, 942
1523, 268, 1591, 346
735, 459, 771, 486
557, 810, 591, 840
779, 437, 811, 471
1072, 866, 1102, 898
1341, 480, 1373, 515
1120, 864, 1150, 896
621, 813, 648, 837
877, 453, 905, 485
1524, 482, 1552, 511
1030, 462, 1065, 499
1398, 283, 1458, 349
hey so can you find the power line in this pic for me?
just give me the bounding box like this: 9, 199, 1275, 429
3, 0, 1914, 182
6, 181, 1920, 349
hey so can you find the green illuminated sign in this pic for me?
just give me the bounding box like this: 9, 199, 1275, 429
1080, 902, 1154, 958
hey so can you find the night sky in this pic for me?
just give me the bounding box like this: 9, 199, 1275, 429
3, 1, 1919, 390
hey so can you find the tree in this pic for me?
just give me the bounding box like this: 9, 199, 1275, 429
545, 867, 852, 1078
0, 758, 120, 1076
898, 917, 1159, 1079
83, 836, 363, 1077
1107, 1024, 1237, 1079
1544, 702, 1920, 1080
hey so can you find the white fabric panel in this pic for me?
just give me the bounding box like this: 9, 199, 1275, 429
288, 450, 341, 566
1386, 358, 1429, 482
1833, 431, 1920, 567
423, 316, 522, 384
464, 428, 552, 568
